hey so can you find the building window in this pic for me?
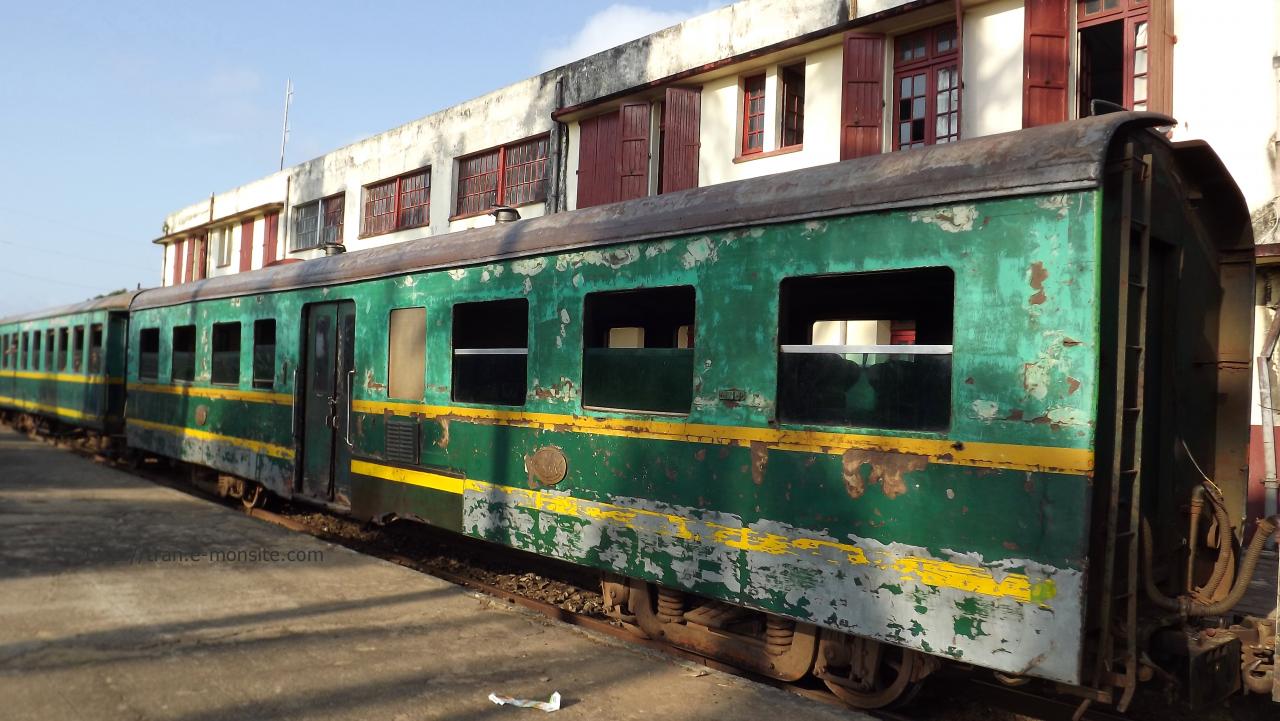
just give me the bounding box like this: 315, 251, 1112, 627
211, 322, 241, 386
1078, 0, 1150, 114
781, 65, 805, 148
171, 325, 196, 382
741, 74, 766, 155
455, 135, 549, 218
583, 286, 695, 414
388, 307, 426, 400
253, 319, 276, 389
292, 193, 344, 251
894, 24, 960, 150
88, 324, 103, 374
777, 267, 954, 430
215, 225, 234, 268
72, 326, 84, 373
138, 328, 159, 381
362, 169, 430, 238
452, 299, 527, 406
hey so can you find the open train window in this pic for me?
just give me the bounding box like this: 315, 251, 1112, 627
253, 320, 276, 390
57, 328, 69, 371
44, 330, 54, 371
1, 334, 7, 369
72, 326, 84, 373
22, 332, 31, 370
388, 307, 426, 400
452, 299, 527, 406
138, 328, 159, 380
211, 322, 241, 386
777, 268, 953, 430
171, 325, 196, 382
88, 324, 103, 374
582, 286, 695, 414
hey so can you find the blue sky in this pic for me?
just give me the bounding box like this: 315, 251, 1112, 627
0, 1, 722, 317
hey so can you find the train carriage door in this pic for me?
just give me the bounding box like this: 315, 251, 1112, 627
300, 301, 355, 507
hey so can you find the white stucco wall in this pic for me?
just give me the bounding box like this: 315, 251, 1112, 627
960, 0, 1025, 140
1170, 0, 1279, 213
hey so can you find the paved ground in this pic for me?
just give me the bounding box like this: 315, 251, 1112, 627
0, 426, 860, 721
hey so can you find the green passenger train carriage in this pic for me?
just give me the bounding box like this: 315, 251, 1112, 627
0, 291, 136, 435
121, 113, 1258, 707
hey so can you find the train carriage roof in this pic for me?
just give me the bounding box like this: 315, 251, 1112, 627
0, 290, 142, 326
125, 112, 1245, 311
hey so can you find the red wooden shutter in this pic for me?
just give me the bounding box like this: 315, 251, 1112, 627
840, 32, 886, 160
1023, 0, 1070, 127
238, 218, 254, 272
577, 111, 622, 209
174, 239, 186, 285
183, 238, 194, 284
262, 213, 279, 266
618, 102, 651, 202
661, 87, 701, 194
193, 234, 207, 280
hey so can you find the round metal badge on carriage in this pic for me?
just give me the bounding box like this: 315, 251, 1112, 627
526, 446, 568, 486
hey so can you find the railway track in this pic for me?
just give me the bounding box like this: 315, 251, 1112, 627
11, 427, 1215, 721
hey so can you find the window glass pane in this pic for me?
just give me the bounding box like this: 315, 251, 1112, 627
397, 170, 430, 229
89, 324, 104, 374
211, 322, 241, 385
253, 320, 276, 389
503, 137, 549, 207
452, 299, 528, 406
1133, 47, 1148, 75
312, 313, 332, 389
777, 268, 954, 430
1134, 20, 1148, 46
583, 286, 694, 414
139, 328, 159, 380
57, 328, 68, 371
44, 330, 54, 370
1133, 75, 1147, 102
321, 195, 344, 245
388, 307, 427, 400
172, 325, 196, 382
292, 203, 319, 250
363, 180, 398, 236
457, 150, 501, 216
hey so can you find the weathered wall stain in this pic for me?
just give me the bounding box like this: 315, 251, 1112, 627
1028, 261, 1049, 305
842, 448, 928, 499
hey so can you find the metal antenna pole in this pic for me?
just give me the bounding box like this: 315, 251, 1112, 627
278, 79, 293, 171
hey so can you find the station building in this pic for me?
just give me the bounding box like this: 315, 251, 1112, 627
152, 0, 1280, 523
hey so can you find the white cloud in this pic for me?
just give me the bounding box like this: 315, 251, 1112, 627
538, 3, 724, 71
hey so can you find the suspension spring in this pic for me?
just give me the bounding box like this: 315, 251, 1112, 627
766, 616, 795, 656
656, 587, 685, 624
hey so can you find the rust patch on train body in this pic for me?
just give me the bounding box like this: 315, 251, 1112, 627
842, 449, 928, 500
1028, 262, 1049, 305
436, 418, 450, 449
749, 441, 769, 485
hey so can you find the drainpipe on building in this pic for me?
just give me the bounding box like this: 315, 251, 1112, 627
1258, 306, 1280, 548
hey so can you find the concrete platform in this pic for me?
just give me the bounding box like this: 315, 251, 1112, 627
0, 427, 859, 721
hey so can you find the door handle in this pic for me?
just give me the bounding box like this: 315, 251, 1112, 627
345, 369, 355, 448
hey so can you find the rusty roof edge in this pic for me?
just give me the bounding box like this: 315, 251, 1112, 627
0, 290, 146, 326
130, 113, 1176, 312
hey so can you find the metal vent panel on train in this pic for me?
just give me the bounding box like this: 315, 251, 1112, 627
384, 417, 419, 465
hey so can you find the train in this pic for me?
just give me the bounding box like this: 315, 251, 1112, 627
1, 112, 1275, 713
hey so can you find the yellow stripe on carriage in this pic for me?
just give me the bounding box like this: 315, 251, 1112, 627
350, 399, 1094, 475
127, 418, 294, 460
0, 370, 123, 384
0, 394, 91, 420
349, 460, 464, 495
131, 383, 292, 405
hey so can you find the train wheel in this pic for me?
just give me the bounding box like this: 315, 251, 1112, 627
816, 631, 932, 709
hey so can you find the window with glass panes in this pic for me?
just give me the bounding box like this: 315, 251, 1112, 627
741, 74, 766, 155
781, 65, 805, 148
454, 135, 549, 218
1077, 0, 1151, 114
893, 24, 960, 150
361, 169, 430, 238
291, 193, 345, 251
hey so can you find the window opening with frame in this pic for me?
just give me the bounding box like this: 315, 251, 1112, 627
171, 325, 196, 382
388, 307, 427, 400
741, 74, 766, 155
252, 319, 276, 389
778, 267, 954, 430
89, 324, 104, 374
893, 23, 960, 149
1, 334, 8, 369
583, 286, 695, 414
292, 193, 345, 251
211, 322, 241, 386
21, 332, 31, 370
451, 299, 528, 406
781, 64, 805, 148
362, 169, 430, 238
57, 328, 69, 371
455, 135, 549, 218
215, 225, 234, 268
138, 328, 160, 380
1078, 0, 1150, 114
72, 326, 85, 373
44, 330, 54, 371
